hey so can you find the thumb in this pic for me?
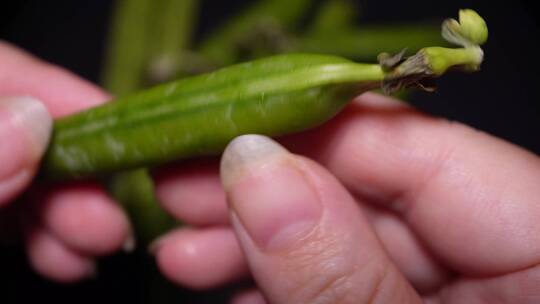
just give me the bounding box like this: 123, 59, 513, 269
0, 96, 51, 206
221, 135, 422, 304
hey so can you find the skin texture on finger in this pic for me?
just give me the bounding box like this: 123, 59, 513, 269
231, 289, 267, 304
0, 41, 110, 117
36, 183, 132, 255
221, 135, 421, 304
25, 226, 96, 283
154, 159, 228, 226
283, 92, 540, 277
0, 96, 51, 205
152, 227, 248, 289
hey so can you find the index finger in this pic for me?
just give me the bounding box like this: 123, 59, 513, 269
283, 92, 540, 277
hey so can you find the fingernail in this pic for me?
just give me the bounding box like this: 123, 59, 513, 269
221, 135, 322, 251
0, 96, 52, 180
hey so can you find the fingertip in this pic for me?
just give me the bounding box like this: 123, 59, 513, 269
152, 227, 247, 289
0, 96, 52, 158
25, 226, 96, 283
0, 96, 52, 205
221, 135, 322, 251
41, 183, 132, 255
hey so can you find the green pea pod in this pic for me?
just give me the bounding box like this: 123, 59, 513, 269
44, 54, 380, 179
43, 44, 485, 180
43, 7, 488, 181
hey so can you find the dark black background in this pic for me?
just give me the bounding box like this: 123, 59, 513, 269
1, 1, 539, 303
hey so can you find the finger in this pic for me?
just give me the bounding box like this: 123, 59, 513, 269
231, 289, 267, 304
0, 41, 109, 117
25, 225, 96, 283
284, 92, 540, 276
152, 159, 449, 292
221, 135, 421, 304
362, 203, 450, 293
37, 182, 133, 255
154, 159, 229, 226
0, 96, 51, 206
152, 140, 446, 289
152, 227, 248, 289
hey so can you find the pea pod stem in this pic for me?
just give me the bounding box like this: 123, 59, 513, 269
381, 45, 483, 93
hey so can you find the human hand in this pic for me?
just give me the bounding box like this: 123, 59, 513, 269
0, 41, 132, 282
151, 93, 540, 303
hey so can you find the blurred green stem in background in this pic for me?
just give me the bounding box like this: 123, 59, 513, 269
197, 0, 311, 66
102, 0, 200, 246
146, 0, 199, 84
299, 25, 448, 60
309, 0, 358, 34
100, 1, 200, 301
108, 169, 176, 244
101, 0, 153, 96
